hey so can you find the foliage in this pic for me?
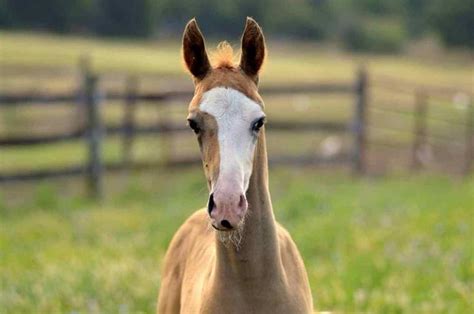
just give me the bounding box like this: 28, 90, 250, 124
401, 0, 431, 38
2, 31, 472, 89
428, 0, 474, 48
262, 0, 331, 40
340, 18, 406, 53
0, 0, 472, 49
0, 0, 8, 27
1, 170, 473, 312
1, 0, 94, 33
95, 0, 157, 37
0, 24, 473, 312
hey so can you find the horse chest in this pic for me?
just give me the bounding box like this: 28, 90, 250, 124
193, 279, 306, 314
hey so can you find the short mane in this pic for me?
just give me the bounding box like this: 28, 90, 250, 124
210, 41, 238, 69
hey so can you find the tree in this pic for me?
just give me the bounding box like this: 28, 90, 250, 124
429, 0, 474, 47
95, 0, 156, 37
2, 0, 93, 32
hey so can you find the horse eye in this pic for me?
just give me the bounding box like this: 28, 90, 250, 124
187, 119, 200, 134
252, 117, 265, 132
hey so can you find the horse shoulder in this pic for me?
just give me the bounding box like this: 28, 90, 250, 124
277, 223, 314, 312
157, 209, 214, 313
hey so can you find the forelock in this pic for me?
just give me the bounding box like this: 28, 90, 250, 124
210, 41, 237, 69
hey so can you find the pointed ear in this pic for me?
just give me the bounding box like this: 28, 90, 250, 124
182, 18, 211, 80
239, 17, 266, 82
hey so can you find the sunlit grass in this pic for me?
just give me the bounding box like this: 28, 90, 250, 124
2, 31, 472, 90
0, 31, 473, 313
0, 169, 472, 312
0, 135, 180, 172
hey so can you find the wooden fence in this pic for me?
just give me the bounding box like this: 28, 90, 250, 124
1, 64, 472, 199
0, 67, 368, 197
368, 78, 473, 175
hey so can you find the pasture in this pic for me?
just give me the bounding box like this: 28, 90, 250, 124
1, 31, 472, 90
1, 32, 473, 313
1, 32, 473, 176
1, 169, 473, 312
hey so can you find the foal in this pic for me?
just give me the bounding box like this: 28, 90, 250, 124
157, 18, 313, 313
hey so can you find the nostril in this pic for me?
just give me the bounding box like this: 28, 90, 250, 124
207, 193, 215, 215
238, 194, 246, 208
220, 220, 233, 229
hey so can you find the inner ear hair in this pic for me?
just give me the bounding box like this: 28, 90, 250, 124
239, 17, 266, 82
182, 19, 211, 80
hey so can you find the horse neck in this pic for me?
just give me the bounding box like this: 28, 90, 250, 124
214, 129, 283, 281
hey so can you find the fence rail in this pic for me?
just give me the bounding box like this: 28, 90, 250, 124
0, 121, 348, 147
1, 61, 472, 198
0, 66, 365, 198
0, 83, 354, 106
0, 130, 84, 146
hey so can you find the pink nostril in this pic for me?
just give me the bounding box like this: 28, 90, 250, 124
238, 194, 246, 208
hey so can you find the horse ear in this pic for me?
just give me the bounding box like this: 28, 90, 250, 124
182, 18, 211, 80
239, 17, 266, 82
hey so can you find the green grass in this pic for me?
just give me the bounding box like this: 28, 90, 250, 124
1, 31, 471, 174
0, 31, 473, 312
0, 169, 473, 313
1, 31, 472, 90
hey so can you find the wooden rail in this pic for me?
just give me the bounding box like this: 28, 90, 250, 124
0, 130, 84, 146
0, 153, 351, 183
0, 93, 79, 105
2, 59, 472, 198
0, 121, 348, 147
0, 83, 353, 106
0, 69, 357, 198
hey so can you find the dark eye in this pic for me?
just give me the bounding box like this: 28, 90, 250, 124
252, 117, 265, 132
187, 119, 200, 134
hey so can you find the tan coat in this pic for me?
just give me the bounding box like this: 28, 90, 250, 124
157, 134, 313, 313
157, 17, 313, 314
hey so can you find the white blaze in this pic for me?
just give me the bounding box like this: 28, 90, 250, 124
200, 87, 263, 192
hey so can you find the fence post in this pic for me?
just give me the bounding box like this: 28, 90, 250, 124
159, 105, 173, 167
465, 98, 473, 176
77, 55, 91, 131
411, 90, 428, 170
122, 75, 138, 166
84, 73, 103, 199
353, 66, 368, 174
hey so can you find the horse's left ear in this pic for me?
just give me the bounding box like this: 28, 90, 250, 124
239, 17, 266, 83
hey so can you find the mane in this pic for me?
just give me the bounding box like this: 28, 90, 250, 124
210, 41, 238, 69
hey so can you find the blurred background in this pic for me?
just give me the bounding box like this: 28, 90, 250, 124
0, 0, 472, 313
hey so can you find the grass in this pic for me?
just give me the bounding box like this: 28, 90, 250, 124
0, 31, 473, 312
1, 32, 471, 174
1, 31, 473, 90
0, 168, 473, 313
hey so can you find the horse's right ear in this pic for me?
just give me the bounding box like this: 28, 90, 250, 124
182, 19, 211, 80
